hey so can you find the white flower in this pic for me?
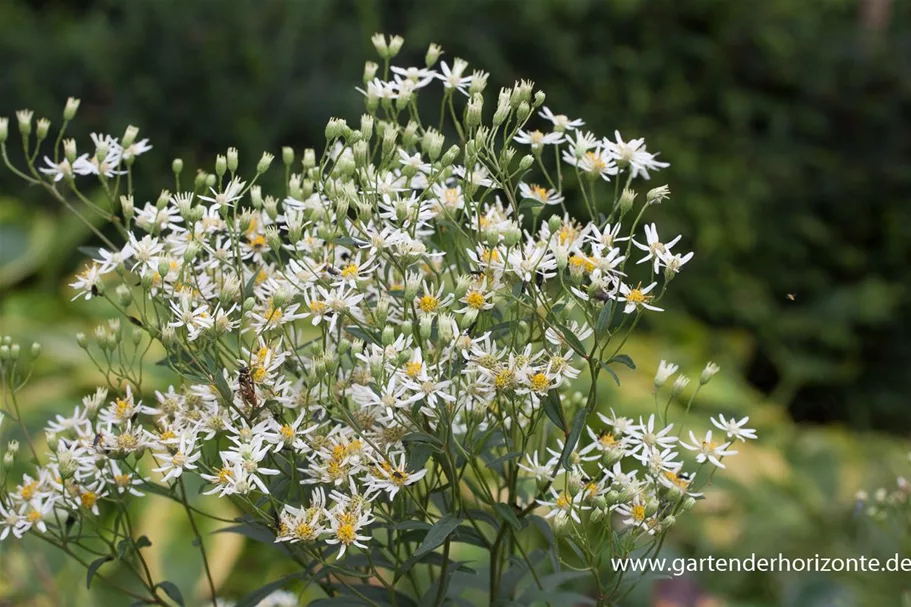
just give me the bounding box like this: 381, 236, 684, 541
514, 128, 564, 150
617, 281, 663, 314
538, 106, 584, 132
654, 360, 678, 387
518, 182, 564, 206
710, 415, 757, 442
437, 59, 472, 95
602, 131, 669, 179
632, 223, 682, 273
680, 430, 737, 468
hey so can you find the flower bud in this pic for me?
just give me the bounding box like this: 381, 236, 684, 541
30, 342, 41, 358
619, 188, 637, 215
16, 110, 33, 136
215, 154, 227, 177
0, 345, 8, 361
363, 61, 378, 83
465, 94, 483, 128
671, 375, 691, 398
170, 157, 183, 176
647, 185, 671, 205
303, 148, 316, 170
0, 117, 8, 143
36, 118, 50, 140
419, 315, 433, 339
9, 344, 20, 361
517, 154, 534, 172
76, 332, 88, 348
7, 440, 19, 456
425, 43, 442, 68
516, 101, 531, 123
257, 152, 274, 174
225, 147, 238, 173
282, 146, 294, 167
122, 125, 139, 149
548, 215, 563, 233
469, 70, 489, 95
533, 90, 546, 108
387, 35, 404, 58
440, 144, 460, 167
371, 33, 389, 57
679, 497, 697, 514
381, 325, 396, 346
46, 430, 60, 453
63, 97, 81, 121
116, 284, 133, 306
700, 362, 720, 385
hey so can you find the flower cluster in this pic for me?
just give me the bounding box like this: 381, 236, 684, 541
0, 35, 756, 606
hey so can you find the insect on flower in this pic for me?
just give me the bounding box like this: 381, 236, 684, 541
237, 365, 259, 410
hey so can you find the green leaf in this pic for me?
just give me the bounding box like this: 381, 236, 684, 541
156, 581, 184, 606
553, 321, 587, 358
543, 389, 567, 432
493, 503, 523, 531
607, 354, 636, 369
486, 450, 522, 467
559, 409, 588, 470
414, 514, 462, 558
344, 325, 380, 346
86, 555, 113, 589
599, 361, 621, 386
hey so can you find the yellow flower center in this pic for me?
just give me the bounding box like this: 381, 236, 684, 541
114, 474, 132, 488
626, 288, 647, 305
495, 369, 515, 389
530, 184, 549, 201
336, 523, 356, 545
27, 510, 41, 523
529, 372, 549, 393
631, 504, 646, 522
405, 361, 422, 377
555, 493, 570, 510
585, 151, 606, 172
280, 425, 294, 440
309, 301, 327, 315
81, 492, 98, 508
248, 234, 267, 250
251, 365, 267, 383
217, 467, 234, 484
340, 263, 359, 278
20, 481, 38, 500
465, 291, 485, 309
418, 294, 439, 313
115, 398, 131, 418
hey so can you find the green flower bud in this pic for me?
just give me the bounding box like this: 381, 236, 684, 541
116, 284, 133, 306
30, 342, 41, 358
63, 97, 81, 121
76, 332, 88, 348
282, 146, 294, 166
425, 43, 442, 68
16, 110, 33, 136
172, 158, 184, 176
215, 154, 227, 177
0, 117, 9, 143
36, 118, 50, 140
257, 152, 274, 174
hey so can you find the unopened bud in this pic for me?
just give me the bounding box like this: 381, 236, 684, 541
63, 97, 81, 121
226, 147, 239, 173
700, 362, 720, 385
425, 43, 443, 68
36, 118, 50, 140
215, 154, 227, 177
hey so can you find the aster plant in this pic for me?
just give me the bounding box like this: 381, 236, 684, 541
0, 35, 756, 607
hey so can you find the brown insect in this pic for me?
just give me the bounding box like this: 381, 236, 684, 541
237, 366, 258, 409
786, 293, 796, 301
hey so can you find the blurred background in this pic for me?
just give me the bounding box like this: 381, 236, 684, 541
1, 0, 910, 605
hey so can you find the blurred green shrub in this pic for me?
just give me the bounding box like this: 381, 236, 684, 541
2, 0, 910, 431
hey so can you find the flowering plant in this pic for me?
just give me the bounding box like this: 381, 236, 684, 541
0, 35, 756, 607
